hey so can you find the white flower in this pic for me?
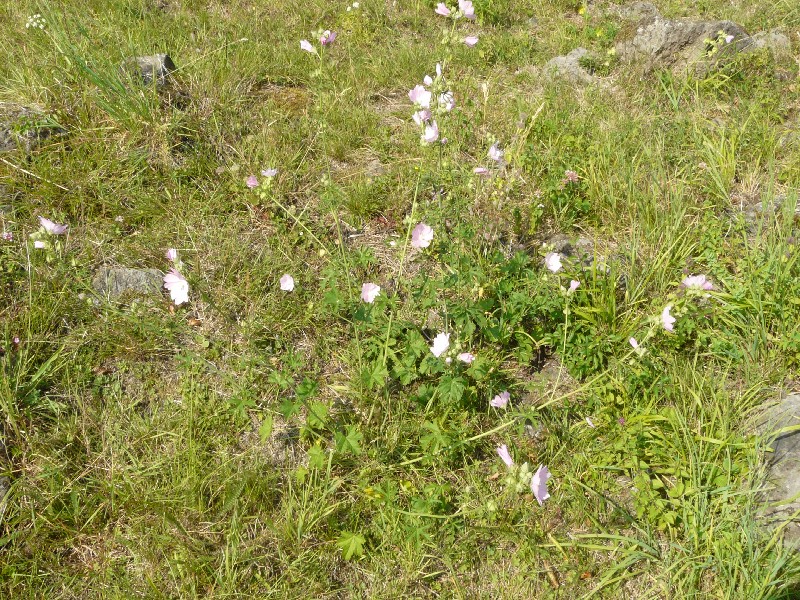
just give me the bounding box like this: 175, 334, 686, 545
544, 252, 562, 273
280, 274, 295, 292
361, 282, 381, 303
164, 269, 190, 305
430, 332, 450, 357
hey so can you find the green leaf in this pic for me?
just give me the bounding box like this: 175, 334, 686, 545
335, 426, 363, 455
336, 531, 366, 560
258, 414, 274, 442
307, 443, 326, 469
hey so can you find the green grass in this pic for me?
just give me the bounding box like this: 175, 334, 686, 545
1, 0, 800, 596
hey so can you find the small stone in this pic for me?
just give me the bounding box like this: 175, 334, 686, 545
122, 54, 176, 86
611, 2, 660, 22
544, 48, 596, 85
92, 267, 163, 299
748, 31, 792, 59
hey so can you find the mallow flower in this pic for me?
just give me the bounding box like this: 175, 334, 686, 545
682, 274, 713, 290
434, 2, 451, 16
39, 216, 68, 235
661, 305, 676, 332
361, 282, 381, 303
411, 223, 434, 249
280, 274, 295, 292
422, 121, 439, 144
320, 30, 337, 46
569, 280, 580, 292
430, 332, 450, 357
300, 39, 317, 54
531, 465, 551, 505
457, 352, 475, 364
459, 0, 475, 19
497, 444, 514, 468
261, 167, 278, 177
246, 175, 259, 189
438, 92, 455, 112
464, 36, 478, 47
409, 85, 432, 108
166, 248, 178, 262
488, 142, 503, 164
490, 391, 510, 408
164, 269, 190, 306
544, 252, 562, 273
412, 109, 431, 126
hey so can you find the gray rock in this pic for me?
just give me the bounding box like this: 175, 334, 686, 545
122, 54, 176, 86
544, 47, 596, 85
760, 393, 800, 545
611, 2, 660, 22
0, 103, 64, 153
749, 31, 792, 59
92, 267, 163, 299
615, 16, 752, 75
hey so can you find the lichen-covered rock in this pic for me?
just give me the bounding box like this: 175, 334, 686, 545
122, 54, 176, 86
544, 47, 595, 85
0, 103, 64, 153
750, 31, 792, 59
92, 267, 163, 299
615, 15, 752, 75
759, 393, 800, 546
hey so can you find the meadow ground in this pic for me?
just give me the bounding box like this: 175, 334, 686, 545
2, 0, 800, 597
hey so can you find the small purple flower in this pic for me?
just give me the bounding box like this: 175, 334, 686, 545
280, 274, 295, 292
457, 352, 475, 364
411, 223, 434, 249
562, 170, 580, 184
661, 305, 676, 332
531, 465, 551, 505
361, 282, 381, 303
682, 274, 713, 291
724, 34, 734, 43
488, 142, 503, 164
458, 0, 475, 19
38, 216, 68, 235
435, 2, 451, 16
464, 36, 478, 47
300, 39, 317, 54
569, 280, 580, 292
320, 30, 337, 46
409, 85, 432, 108
497, 444, 514, 468
166, 248, 178, 262
490, 391, 510, 408
261, 167, 278, 178
246, 175, 259, 189
421, 121, 439, 144
438, 92, 455, 112
1, 232, 12, 241
412, 109, 431, 126
473, 167, 490, 177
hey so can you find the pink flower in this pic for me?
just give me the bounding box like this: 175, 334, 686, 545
473, 167, 490, 177
661, 305, 676, 332
629, 337, 639, 349
423, 74, 433, 86
435, 2, 451, 16
488, 142, 503, 163
562, 170, 580, 184
430, 332, 450, 357
438, 92, 455, 112
38, 216, 67, 235
459, 0, 475, 19
464, 36, 479, 47
280, 274, 295, 292
569, 280, 580, 292
411, 223, 434, 249
33, 240, 46, 249
408, 85, 432, 108
166, 248, 178, 262
682, 274, 713, 291
412, 109, 431, 126
725, 34, 735, 43
261, 167, 278, 177
544, 252, 562, 273
531, 465, 551, 505
497, 444, 514, 468
246, 175, 259, 189
300, 39, 317, 54
320, 30, 337, 46
1, 232, 12, 241
361, 282, 381, 303
422, 121, 439, 144
490, 391, 510, 408
164, 269, 189, 306
457, 352, 475, 364
585, 417, 595, 428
